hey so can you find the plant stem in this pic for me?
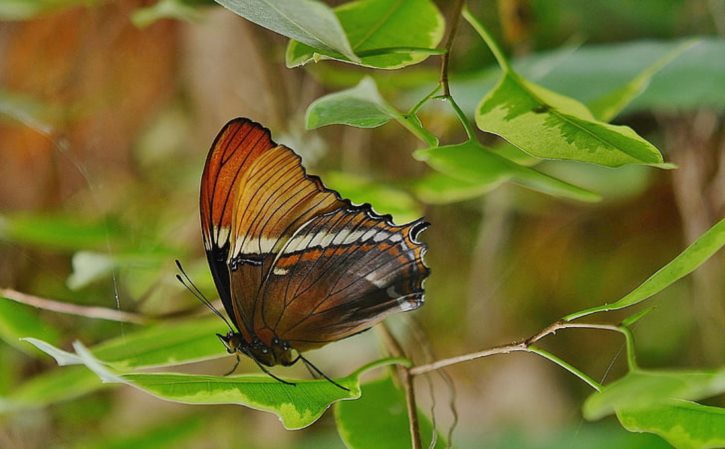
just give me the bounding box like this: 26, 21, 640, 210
462, 4, 513, 73
395, 114, 438, 147
407, 84, 441, 116
410, 320, 627, 383
441, 95, 476, 140
380, 323, 422, 449
1, 288, 149, 325
527, 346, 602, 391
439, 0, 465, 97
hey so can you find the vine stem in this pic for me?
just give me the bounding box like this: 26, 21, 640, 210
462, 4, 513, 73
409, 320, 624, 390
380, 322, 422, 449
1, 288, 150, 325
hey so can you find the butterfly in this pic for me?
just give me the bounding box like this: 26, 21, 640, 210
193, 118, 429, 385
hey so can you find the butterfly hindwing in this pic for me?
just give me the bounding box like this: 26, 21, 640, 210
255, 206, 429, 351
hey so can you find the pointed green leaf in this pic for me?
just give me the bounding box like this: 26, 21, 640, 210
24, 338, 407, 430
214, 0, 359, 62
584, 368, 725, 420
23, 316, 227, 370
588, 40, 697, 121
306, 77, 397, 129
565, 218, 725, 320
287, 0, 444, 69
617, 401, 725, 449
475, 74, 668, 168
414, 141, 601, 203
335, 376, 444, 449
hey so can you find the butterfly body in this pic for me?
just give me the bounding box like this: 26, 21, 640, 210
200, 118, 429, 369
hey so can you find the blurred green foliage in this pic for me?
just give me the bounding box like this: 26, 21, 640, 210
0, 0, 723, 448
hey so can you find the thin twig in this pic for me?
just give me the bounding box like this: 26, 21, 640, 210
380, 322, 422, 449
0, 288, 150, 325
410, 320, 623, 376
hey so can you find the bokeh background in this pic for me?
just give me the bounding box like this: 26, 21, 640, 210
1, 0, 723, 448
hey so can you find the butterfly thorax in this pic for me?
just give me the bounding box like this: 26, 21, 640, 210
217, 331, 296, 367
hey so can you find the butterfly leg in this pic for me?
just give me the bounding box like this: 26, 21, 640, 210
224, 353, 241, 376
299, 354, 349, 392
243, 348, 296, 386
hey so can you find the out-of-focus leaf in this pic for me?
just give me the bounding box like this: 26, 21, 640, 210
0, 213, 123, 252
306, 77, 397, 129
335, 376, 444, 449
584, 368, 725, 420
475, 74, 669, 168
77, 415, 204, 449
24, 316, 226, 370
91, 317, 225, 369
588, 40, 696, 121
214, 0, 359, 62
0, 366, 104, 413
415, 141, 600, 203
36, 340, 406, 430
67, 251, 116, 290
454, 39, 723, 117
413, 172, 493, 204
0, 299, 60, 355
287, 0, 444, 69
617, 401, 725, 449
0, 0, 98, 20
323, 171, 422, 224
131, 0, 205, 27
565, 218, 725, 320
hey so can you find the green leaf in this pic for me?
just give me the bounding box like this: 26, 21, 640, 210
306, 77, 437, 145
323, 171, 422, 224
335, 376, 444, 449
588, 40, 697, 121
565, 218, 725, 320
584, 368, 725, 420
91, 317, 225, 369
0, 213, 124, 252
214, 0, 359, 62
475, 73, 668, 168
0, 366, 104, 413
617, 401, 725, 449
413, 172, 494, 204
54, 340, 406, 430
306, 77, 397, 129
67, 251, 117, 290
0, 298, 60, 355
287, 0, 444, 69
414, 141, 601, 203
24, 316, 226, 370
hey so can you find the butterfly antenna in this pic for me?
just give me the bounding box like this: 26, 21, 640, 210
299, 354, 349, 392
174, 259, 233, 332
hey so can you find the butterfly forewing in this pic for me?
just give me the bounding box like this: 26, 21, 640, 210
226, 144, 346, 335
199, 119, 276, 329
